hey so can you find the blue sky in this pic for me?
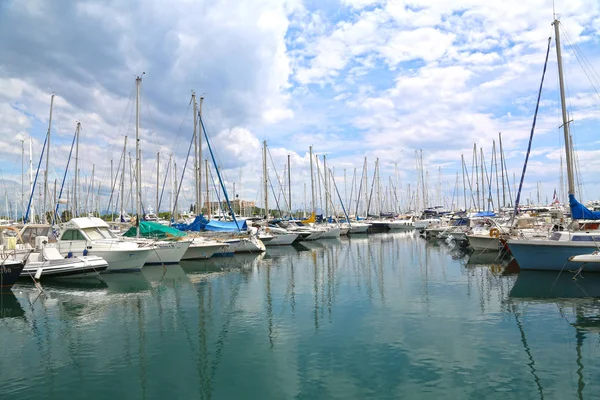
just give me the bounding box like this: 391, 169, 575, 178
1, 0, 600, 217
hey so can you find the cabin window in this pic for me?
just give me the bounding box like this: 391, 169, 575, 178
572, 235, 600, 242
21, 226, 54, 246
82, 228, 105, 240
62, 229, 87, 241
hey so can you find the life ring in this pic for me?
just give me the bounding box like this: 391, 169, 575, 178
489, 228, 500, 238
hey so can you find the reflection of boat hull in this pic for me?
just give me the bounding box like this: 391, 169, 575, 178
467, 234, 500, 252
507, 240, 600, 271
141, 264, 188, 284
102, 272, 151, 293
510, 270, 600, 298
0, 260, 24, 291
0, 292, 24, 318
468, 251, 501, 265
387, 221, 414, 230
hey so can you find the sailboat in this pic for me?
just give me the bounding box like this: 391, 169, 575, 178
506, 18, 600, 272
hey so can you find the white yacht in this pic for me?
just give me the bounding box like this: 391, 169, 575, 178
1, 227, 108, 279
56, 217, 152, 272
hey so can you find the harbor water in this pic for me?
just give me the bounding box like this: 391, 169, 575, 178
1, 232, 600, 399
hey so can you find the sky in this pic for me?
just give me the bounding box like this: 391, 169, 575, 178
1, 0, 600, 218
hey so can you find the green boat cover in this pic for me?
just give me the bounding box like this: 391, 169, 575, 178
123, 221, 187, 239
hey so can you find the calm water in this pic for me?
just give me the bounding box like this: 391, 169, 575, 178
2, 232, 600, 399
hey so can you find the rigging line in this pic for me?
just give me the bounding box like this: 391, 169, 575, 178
513, 37, 552, 219
268, 167, 284, 217
561, 25, 600, 98
199, 115, 240, 231
266, 146, 290, 212
51, 127, 77, 227
171, 122, 195, 220
208, 163, 227, 218
157, 155, 171, 213
104, 147, 126, 215
24, 132, 49, 223
95, 82, 136, 213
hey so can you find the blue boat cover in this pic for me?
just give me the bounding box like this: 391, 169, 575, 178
569, 194, 600, 220
172, 215, 247, 232
474, 211, 496, 217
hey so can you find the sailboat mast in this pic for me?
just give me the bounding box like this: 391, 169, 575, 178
553, 19, 575, 195
89, 164, 95, 215
42, 94, 55, 222
156, 151, 160, 215
73, 121, 80, 217
28, 138, 34, 223
309, 146, 315, 215
263, 141, 269, 219
323, 155, 328, 219
119, 136, 127, 221
135, 75, 142, 237
192, 92, 199, 215
480, 148, 485, 210
288, 154, 292, 218
499, 132, 506, 207
205, 159, 210, 219
198, 96, 204, 214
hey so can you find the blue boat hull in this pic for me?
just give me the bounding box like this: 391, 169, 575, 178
507, 240, 600, 272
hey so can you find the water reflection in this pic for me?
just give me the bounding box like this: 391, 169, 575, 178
1, 233, 600, 399
0, 292, 24, 319
507, 271, 600, 400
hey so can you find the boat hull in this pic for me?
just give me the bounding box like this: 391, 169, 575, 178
507, 240, 600, 272
56, 241, 151, 272
223, 237, 266, 253
1, 260, 25, 291
142, 241, 190, 265
467, 234, 500, 252
347, 225, 369, 234
182, 242, 228, 260
21, 257, 108, 279
264, 234, 298, 246
91, 249, 150, 272
319, 228, 341, 238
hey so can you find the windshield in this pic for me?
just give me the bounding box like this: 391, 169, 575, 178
82, 227, 117, 240
98, 227, 117, 239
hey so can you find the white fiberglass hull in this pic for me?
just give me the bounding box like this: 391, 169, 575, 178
93, 248, 151, 272
263, 233, 298, 246
140, 241, 190, 265
182, 241, 229, 260
319, 227, 341, 239
223, 237, 266, 253
466, 234, 500, 252
570, 252, 600, 263
56, 240, 152, 272
21, 256, 108, 280
347, 224, 370, 234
